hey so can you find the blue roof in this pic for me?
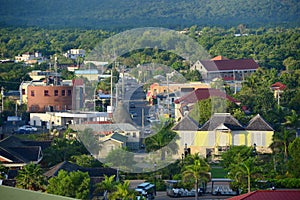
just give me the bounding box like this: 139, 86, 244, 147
75, 69, 98, 75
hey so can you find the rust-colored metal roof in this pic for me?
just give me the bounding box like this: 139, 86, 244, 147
200, 59, 259, 72
227, 190, 300, 200
174, 88, 239, 104
271, 82, 287, 90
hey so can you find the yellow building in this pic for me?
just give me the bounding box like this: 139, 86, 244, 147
173, 113, 274, 160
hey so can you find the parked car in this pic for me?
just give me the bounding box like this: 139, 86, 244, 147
129, 103, 136, 108
148, 117, 160, 123
14, 129, 30, 134
18, 125, 38, 132
130, 111, 138, 118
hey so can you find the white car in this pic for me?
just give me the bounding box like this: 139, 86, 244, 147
18, 125, 38, 132
148, 117, 160, 123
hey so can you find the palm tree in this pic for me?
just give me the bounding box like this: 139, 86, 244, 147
145, 120, 179, 160
111, 180, 136, 200
16, 163, 46, 191
271, 129, 295, 162
228, 156, 260, 193
182, 154, 210, 200
95, 175, 116, 200
284, 110, 300, 132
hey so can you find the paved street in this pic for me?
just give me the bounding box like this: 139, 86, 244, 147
155, 191, 232, 200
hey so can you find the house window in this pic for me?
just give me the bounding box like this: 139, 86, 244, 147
44, 90, 49, 96
22, 89, 25, 95
31, 90, 35, 96
133, 132, 136, 137
54, 90, 58, 96
67, 90, 72, 96
251, 132, 266, 146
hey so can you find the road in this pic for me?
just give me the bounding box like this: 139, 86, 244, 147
155, 191, 232, 200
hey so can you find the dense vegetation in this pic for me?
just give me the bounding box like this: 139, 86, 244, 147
0, 0, 299, 30
0, 25, 299, 198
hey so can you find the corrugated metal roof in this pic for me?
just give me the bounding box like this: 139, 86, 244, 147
227, 190, 300, 200
200, 59, 259, 72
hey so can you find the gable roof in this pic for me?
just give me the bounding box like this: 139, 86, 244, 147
110, 132, 128, 143
199, 113, 244, 131
246, 114, 274, 131
172, 115, 199, 131
0, 136, 43, 166
44, 161, 117, 178
43, 161, 80, 178
72, 123, 139, 135
227, 190, 300, 200
174, 88, 239, 104
200, 58, 259, 72
271, 82, 286, 90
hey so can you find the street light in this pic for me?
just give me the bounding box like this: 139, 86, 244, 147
184, 143, 188, 157
1, 87, 4, 112
154, 162, 157, 196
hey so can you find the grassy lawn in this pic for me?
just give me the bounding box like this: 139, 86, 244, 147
210, 166, 228, 178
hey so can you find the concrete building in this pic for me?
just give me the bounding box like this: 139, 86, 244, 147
191, 56, 259, 81
63, 49, 85, 60
21, 78, 84, 113
30, 111, 109, 128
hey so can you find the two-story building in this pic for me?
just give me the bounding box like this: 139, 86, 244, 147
15, 52, 45, 65
191, 56, 259, 81
21, 78, 85, 113
64, 49, 85, 60
173, 113, 274, 160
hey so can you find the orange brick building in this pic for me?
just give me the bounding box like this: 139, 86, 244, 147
27, 85, 73, 112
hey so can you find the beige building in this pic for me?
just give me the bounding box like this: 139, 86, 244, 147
146, 82, 210, 104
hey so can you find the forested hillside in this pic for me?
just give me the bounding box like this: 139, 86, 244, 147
0, 0, 299, 30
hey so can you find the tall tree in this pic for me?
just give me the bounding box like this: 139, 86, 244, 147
288, 138, 300, 178
284, 110, 300, 132
271, 129, 295, 162
94, 175, 116, 200
111, 180, 136, 200
16, 163, 46, 191
182, 154, 210, 200
227, 155, 262, 193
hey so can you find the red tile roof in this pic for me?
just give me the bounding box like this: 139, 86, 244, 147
271, 82, 287, 90
227, 190, 300, 200
200, 59, 259, 72
174, 88, 239, 104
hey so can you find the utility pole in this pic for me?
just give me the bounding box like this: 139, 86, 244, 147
110, 66, 113, 107
1, 87, 4, 113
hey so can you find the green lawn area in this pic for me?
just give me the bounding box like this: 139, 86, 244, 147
210, 166, 228, 178
0, 185, 75, 200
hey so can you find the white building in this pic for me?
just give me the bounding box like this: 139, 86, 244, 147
64, 49, 85, 60
15, 52, 45, 65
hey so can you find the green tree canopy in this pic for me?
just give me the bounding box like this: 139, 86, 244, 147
144, 120, 179, 160
182, 154, 210, 199
288, 138, 300, 178
47, 170, 90, 199
16, 163, 46, 191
